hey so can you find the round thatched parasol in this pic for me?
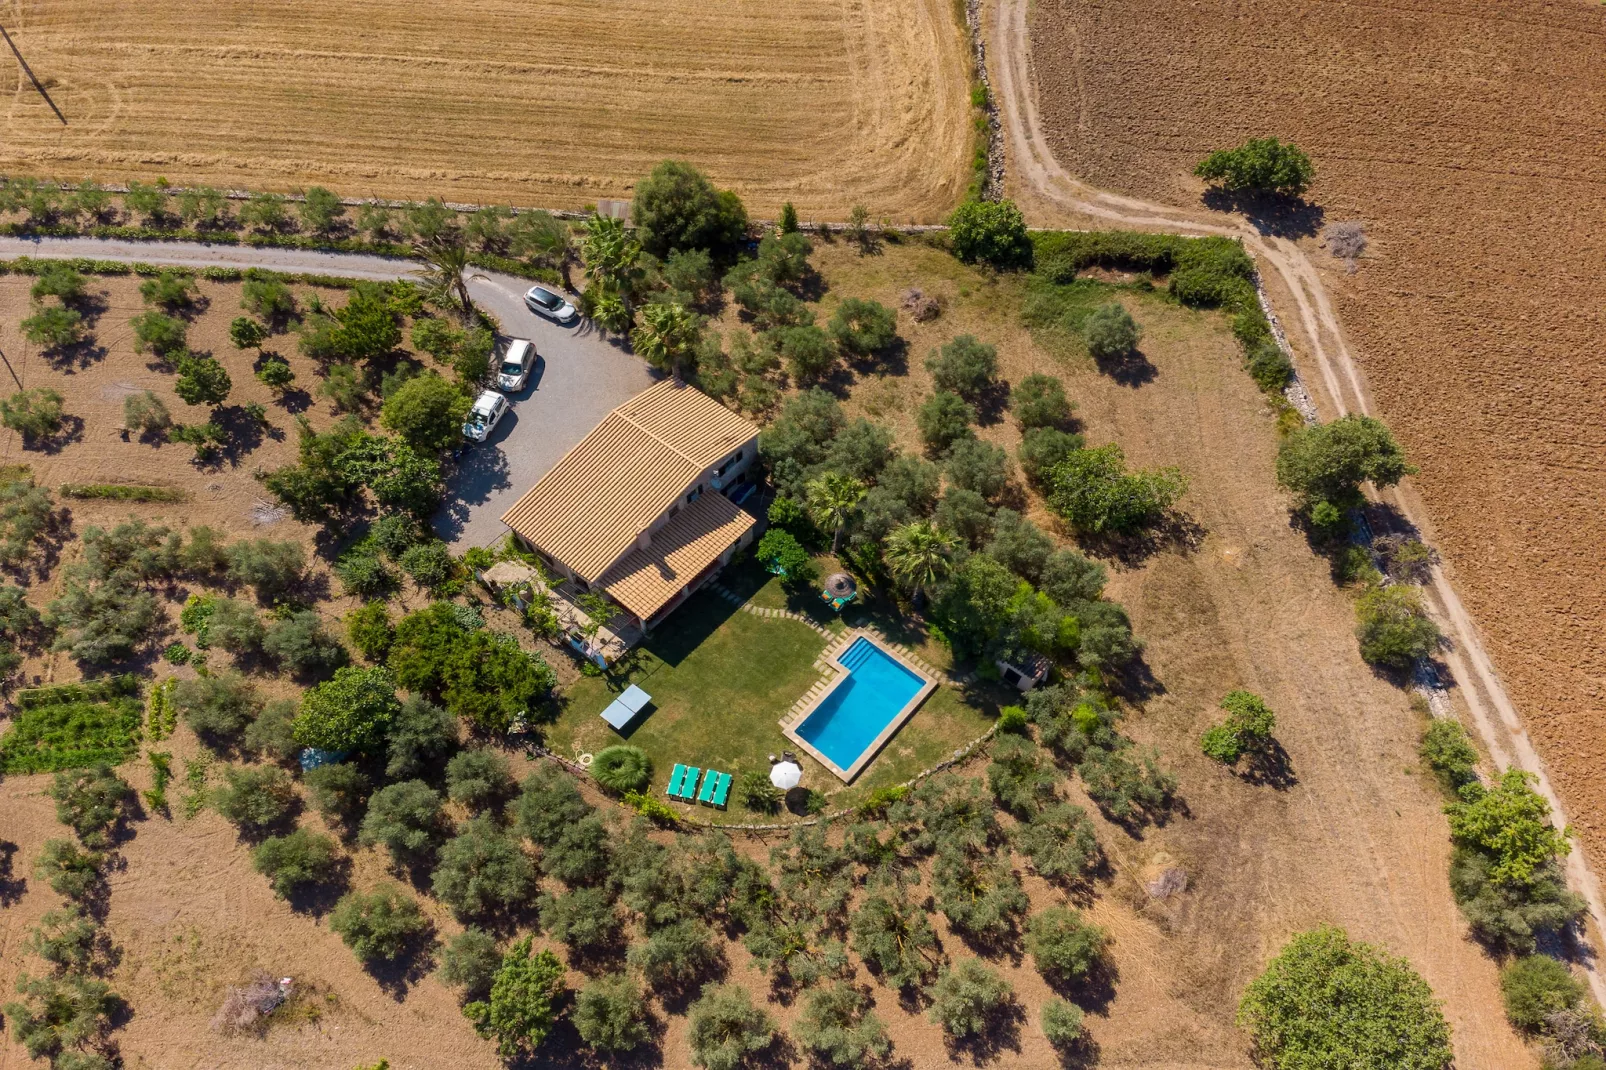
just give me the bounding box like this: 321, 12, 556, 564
824, 572, 857, 599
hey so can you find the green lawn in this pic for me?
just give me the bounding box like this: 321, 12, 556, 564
545, 584, 1003, 813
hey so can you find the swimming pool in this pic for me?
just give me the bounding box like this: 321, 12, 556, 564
789, 635, 935, 781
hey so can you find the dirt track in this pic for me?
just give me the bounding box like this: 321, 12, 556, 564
0, 0, 970, 219
989, 0, 1606, 1022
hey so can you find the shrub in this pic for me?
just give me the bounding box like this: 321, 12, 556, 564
3, 972, 119, 1064
591, 745, 651, 793
1084, 301, 1140, 361
1246, 340, 1293, 392
1200, 689, 1277, 765
1446, 768, 1570, 887
300, 186, 345, 233
755, 528, 811, 582
294, 665, 400, 752
225, 538, 306, 601
687, 983, 777, 1070
1237, 927, 1453, 1070
335, 545, 393, 597
229, 316, 267, 350
629, 917, 723, 993
432, 814, 537, 918
207, 598, 264, 653
244, 699, 300, 763
30, 263, 87, 304
264, 609, 348, 676
1012, 373, 1072, 429
798, 982, 891, 1068
0, 479, 52, 564
1450, 846, 1585, 955
738, 769, 783, 814
329, 884, 428, 963
21, 305, 84, 351
540, 884, 623, 952
123, 390, 172, 434
926, 958, 1014, 1039
304, 761, 370, 823
0, 388, 65, 441
241, 277, 297, 323
932, 848, 1029, 943
446, 749, 516, 811
255, 358, 295, 391
631, 160, 749, 259
1016, 802, 1101, 882
925, 335, 998, 399
45, 574, 162, 665
1500, 954, 1583, 1032
1354, 584, 1440, 668
1420, 718, 1479, 791
380, 372, 471, 453
1047, 443, 1186, 535
1014, 427, 1080, 489
916, 391, 976, 455
174, 671, 261, 748
465, 936, 568, 1059
439, 928, 500, 1000
948, 199, 1032, 268
828, 297, 897, 357
1195, 137, 1315, 196
130, 310, 187, 355
1026, 907, 1110, 985
251, 828, 340, 897
48, 766, 132, 847
360, 780, 444, 866
213, 764, 298, 833
139, 269, 199, 309
1275, 415, 1414, 517
945, 437, 1012, 500
774, 323, 836, 382
385, 695, 457, 781
347, 602, 394, 663
398, 540, 455, 590
1041, 998, 1085, 1052
574, 973, 650, 1053
25, 906, 99, 973
33, 838, 103, 902
239, 190, 289, 232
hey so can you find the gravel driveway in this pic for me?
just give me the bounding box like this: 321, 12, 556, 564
0, 235, 655, 548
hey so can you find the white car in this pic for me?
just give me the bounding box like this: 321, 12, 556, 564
497, 338, 538, 393
524, 284, 579, 325
462, 390, 509, 443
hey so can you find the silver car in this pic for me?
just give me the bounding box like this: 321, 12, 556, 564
523, 284, 579, 325
497, 339, 537, 393
462, 389, 509, 442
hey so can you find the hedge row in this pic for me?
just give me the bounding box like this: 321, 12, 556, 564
0, 257, 369, 290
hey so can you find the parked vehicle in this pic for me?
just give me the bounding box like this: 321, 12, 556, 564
497, 338, 538, 392
524, 284, 579, 325
462, 389, 509, 442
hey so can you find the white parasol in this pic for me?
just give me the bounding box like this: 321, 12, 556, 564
770, 761, 803, 790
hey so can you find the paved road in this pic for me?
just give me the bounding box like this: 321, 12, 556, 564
0, 234, 656, 548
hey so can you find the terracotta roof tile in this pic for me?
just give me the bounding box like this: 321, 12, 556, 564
599, 492, 757, 620
500, 381, 758, 582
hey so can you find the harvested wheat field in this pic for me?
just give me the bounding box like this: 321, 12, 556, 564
0, 0, 971, 219
1022, 0, 1606, 873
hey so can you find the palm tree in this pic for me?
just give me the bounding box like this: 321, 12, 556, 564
884, 521, 959, 607
631, 302, 701, 382
412, 232, 474, 323
806, 472, 868, 554
507, 210, 576, 289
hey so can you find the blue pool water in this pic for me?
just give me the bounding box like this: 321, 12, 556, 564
796, 637, 927, 771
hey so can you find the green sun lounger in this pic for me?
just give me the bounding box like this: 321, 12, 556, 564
696, 769, 720, 805
679, 767, 702, 801
665, 764, 688, 798
709, 772, 732, 809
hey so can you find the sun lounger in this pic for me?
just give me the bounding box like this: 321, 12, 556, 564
696, 769, 719, 805
665, 763, 688, 798
679, 767, 702, 801
709, 772, 732, 809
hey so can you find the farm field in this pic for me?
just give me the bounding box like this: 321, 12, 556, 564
0, 0, 972, 219
1022, 0, 1606, 877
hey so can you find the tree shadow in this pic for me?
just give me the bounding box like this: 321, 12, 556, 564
1200, 189, 1326, 240
363, 931, 438, 1001
0, 840, 25, 905
44, 338, 109, 373
1236, 739, 1298, 790
942, 998, 1024, 1066
1077, 511, 1205, 569
282, 864, 353, 919
213, 405, 266, 465
1092, 347, 1157, 388
19, 414, 85, 454
971, 381, 1012, 428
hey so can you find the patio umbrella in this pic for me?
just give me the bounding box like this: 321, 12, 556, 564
770, 761, 803, 790
824, 572, 857, 599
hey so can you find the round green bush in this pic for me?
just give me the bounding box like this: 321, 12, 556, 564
591, 746, 651, 793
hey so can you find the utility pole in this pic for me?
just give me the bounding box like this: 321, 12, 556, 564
0, 23, 66, 125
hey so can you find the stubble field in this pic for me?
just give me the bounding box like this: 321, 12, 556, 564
0, 0, 971, 219
1024, 0, 1606, 876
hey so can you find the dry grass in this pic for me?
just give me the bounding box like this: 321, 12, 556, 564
0, 0, 972, 220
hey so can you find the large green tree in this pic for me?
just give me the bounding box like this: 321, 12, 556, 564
465, 937, 567, 1059
380, 372, 471, 453
631, 160, 749, 259
1275, 415, 1414, 519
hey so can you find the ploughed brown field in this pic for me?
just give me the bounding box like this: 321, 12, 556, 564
1026, 0, 1606, 871
0, 0, 971, 219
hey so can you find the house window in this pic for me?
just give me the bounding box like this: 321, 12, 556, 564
685, 484, 704, 505
715, 449, 744, 478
